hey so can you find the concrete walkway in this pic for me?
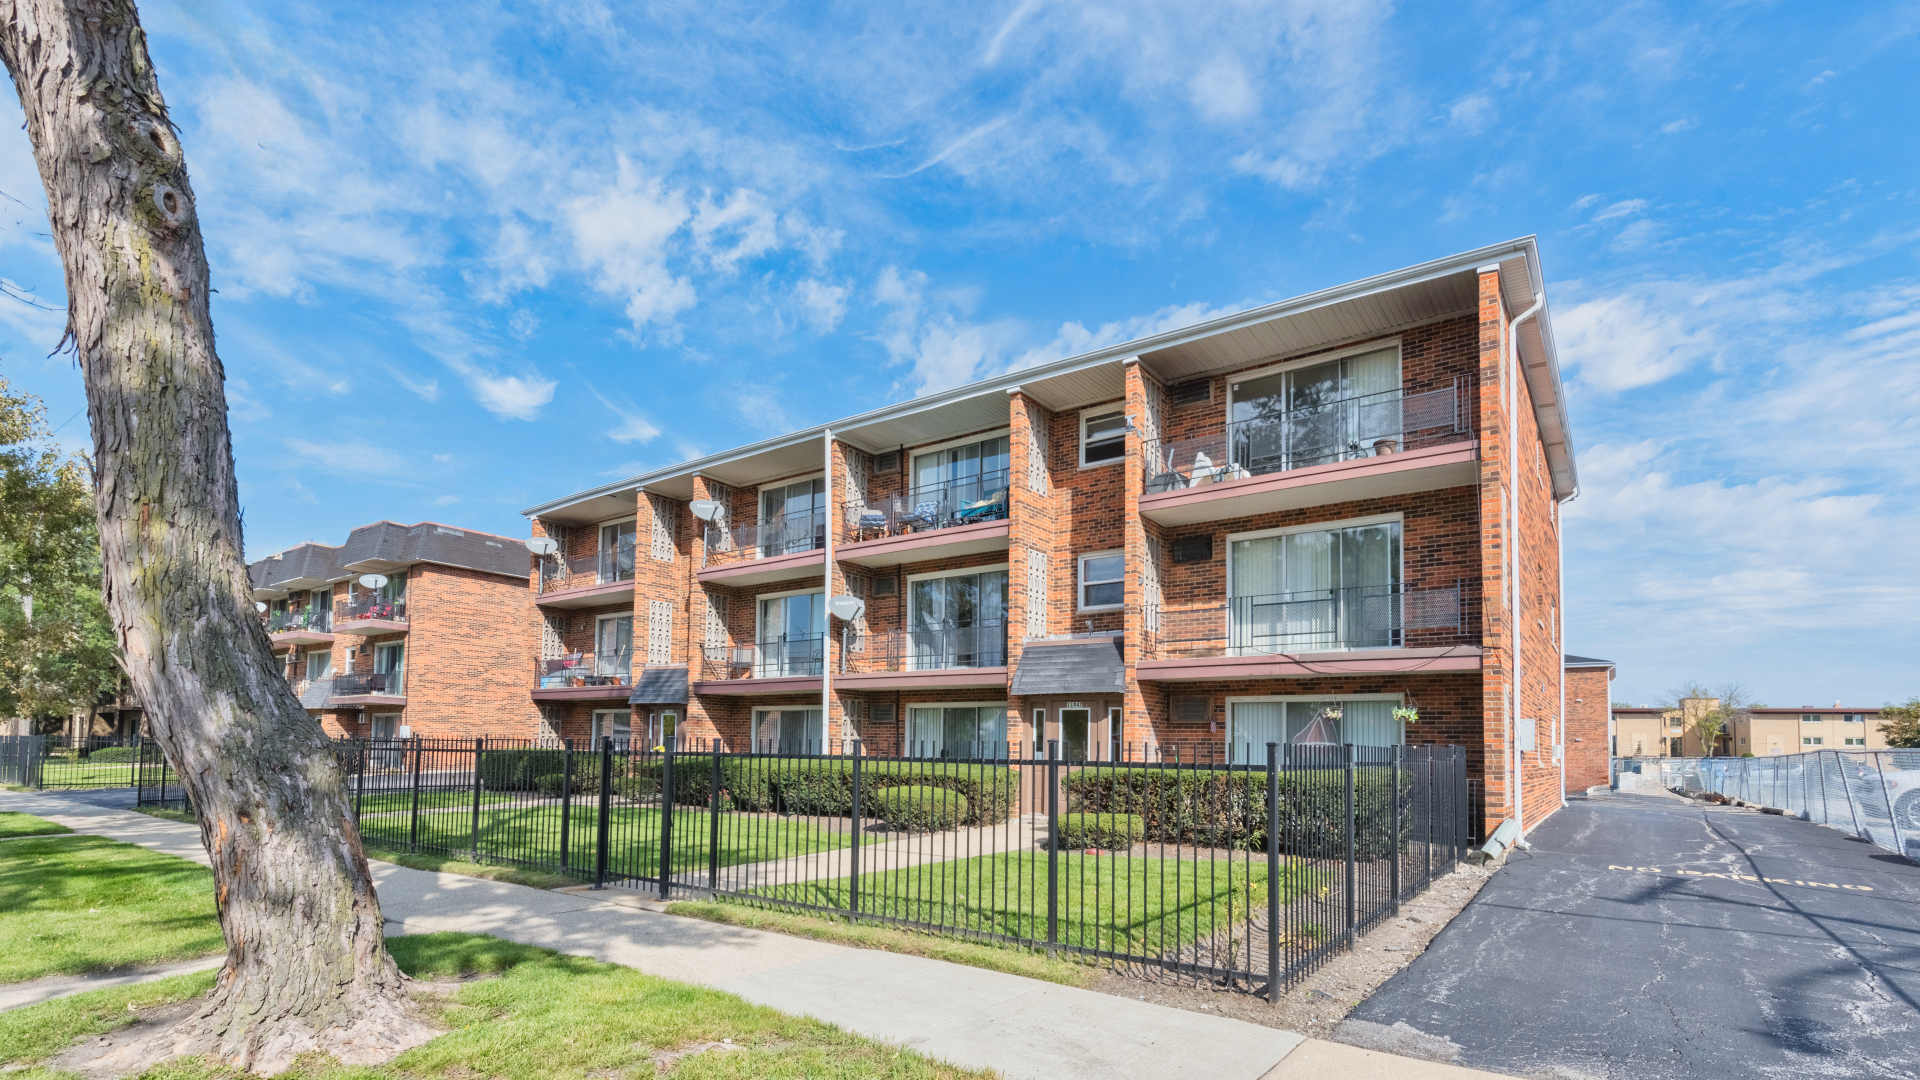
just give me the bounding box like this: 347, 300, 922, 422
0, 788, 1502, 1080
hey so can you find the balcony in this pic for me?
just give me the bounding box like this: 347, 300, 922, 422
333, 595, 408, 636
328, 671, 405, 705
698, 509, 827, 586
836, 622, 1009, 692
531, 650, 634, 702
1139, 582, 1482, 681
1139, 381, 1477, 526
836, 470, 1012, 568
694, 634, 825, 694
536, 541, 637, 608
266, 607, 333, 648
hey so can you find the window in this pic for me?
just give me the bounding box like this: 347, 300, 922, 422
752, 708, 823, 753
906, 704, 1009, 758
1842, 713, 1864, 723
911, 436, 1011, 520
593, 709, 631, 746
305, 650, 331, 683
599, 520, 637, 583
1803, 736, 1824, 746
1080, 408, 1127, 465
374, 642, 405, 695
1801, 713, 1822, 723
907, 567, 1008, 669
756, 591, 825, 676
1078, 552, 1124, 610
1226, 697, 1404, 763
758, 478, 826, 557
1228, 345, 1400, 473
1228, 518, 1401, 652
1844, 737, 1865, 747
596, 615, 634, 679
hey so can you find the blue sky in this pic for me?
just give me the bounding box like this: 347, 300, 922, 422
2, 0, 1916, 707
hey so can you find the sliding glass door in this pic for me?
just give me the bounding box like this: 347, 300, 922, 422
1229, 521, 1400, 653
1226, 699, 1402, 762
905, 705, 1008, 759
757, 592, 824, 676
1230, 347, 1401, 473
760, 479, 826, 556
907, 569, 1007, 669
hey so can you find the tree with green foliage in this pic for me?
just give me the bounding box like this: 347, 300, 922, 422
1879, 698, 1920, 749
0, 379, 119, 721
1665, 681, 1754, 757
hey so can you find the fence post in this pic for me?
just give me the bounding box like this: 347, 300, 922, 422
708, 739, 722, 891
408, 736, 423, 855
470, 737, 484, 862
593, 737, 613, 890
1390, 744, 1402, 916
1344, 744, 1357, 949
1880, 752, 1906, 855
560, 739, 574, 872
660, 736, 676, 900
354, 737, 368, 823
1422, 747, 1434, 887
1265, 741, 1281, 1003
1046, 738, 1060, 957
849, 741, 864, 918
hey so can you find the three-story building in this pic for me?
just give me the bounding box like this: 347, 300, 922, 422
522, 239, 1576, 835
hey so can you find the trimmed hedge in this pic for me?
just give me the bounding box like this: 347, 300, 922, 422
1062, 767, 1408, 857
84, 746, 139, 763
875, 786, 969, 832
648, 756, 1018, 826
1059, 812, 1144, 850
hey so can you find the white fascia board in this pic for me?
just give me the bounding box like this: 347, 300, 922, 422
523, 236, 1572, 519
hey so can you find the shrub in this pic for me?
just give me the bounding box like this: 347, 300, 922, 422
1062, 766, 1410, 858
611, 776, 658, 803
1059, 812, 1144, 850
532, 773, 569, 799
652, 756, 1017, 825
875, 786, 969, 832
85, 746, 139, 763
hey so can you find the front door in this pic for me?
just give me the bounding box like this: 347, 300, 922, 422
1059, 708, 1091, 761
647, 710, 678, 749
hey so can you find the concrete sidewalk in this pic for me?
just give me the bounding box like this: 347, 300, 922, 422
1, 788, 1501, 1080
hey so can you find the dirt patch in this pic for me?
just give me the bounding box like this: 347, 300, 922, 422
1091, 861, 1495, 1036
43, 1000, 202, 1080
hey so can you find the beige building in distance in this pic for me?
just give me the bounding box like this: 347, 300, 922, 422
1612, 700, 1893, 757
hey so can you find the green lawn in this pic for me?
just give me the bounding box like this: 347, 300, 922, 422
0, 835, 223, 982
0, 932, 992, 1080
351, 790, 520, 816
0, 812, 71, 839
358, 805, 854, 880
754, 852, 1315, 956
34, 760, 137, 789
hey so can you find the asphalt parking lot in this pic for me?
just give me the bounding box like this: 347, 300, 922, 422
1351, 790, 1920, 1079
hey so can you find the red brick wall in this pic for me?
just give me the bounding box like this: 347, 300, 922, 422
1565, 666, 1613, 791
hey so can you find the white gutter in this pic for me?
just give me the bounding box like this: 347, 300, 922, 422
1506, 287, 1545, 837
1558, 489, 1578, 807
822, 428, 834, 749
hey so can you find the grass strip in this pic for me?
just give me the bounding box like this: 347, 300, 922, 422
0, 932, 993, 1080
131, 807, 196, 825
362, 844, 580, 891
0, 812, 72, 839
668, 899, 1097, 988
0, 835, 223, 982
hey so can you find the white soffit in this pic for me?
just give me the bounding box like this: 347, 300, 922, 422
1139, 272, 1480, 383
1496, 251, 1577, 500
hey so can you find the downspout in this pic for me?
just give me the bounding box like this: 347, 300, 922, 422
1506, 289, 1544, 840
1558, 487, 1579, 807
822, 428, 834, 749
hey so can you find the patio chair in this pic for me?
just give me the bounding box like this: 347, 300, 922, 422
895, 499, 938, 532
1191, 451, 1227, 485
954, 486, 1008, 523
852, 501, 891, 540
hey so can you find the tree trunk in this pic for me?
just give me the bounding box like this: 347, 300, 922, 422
0, 1, 434, 1072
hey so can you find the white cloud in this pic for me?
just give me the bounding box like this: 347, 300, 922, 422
1657, 118, 1694, 134
463, 371, 558, 421
1188, 55, 1259, 122
591, 388, 662, 444
1557, 291, 1714, 392
1591, 198, 1647, 223
284, 438, 408, 478
434, 494, 460, 505
795, 278, 850, 333
566, 158, 697, 339
389, 367, 441, 402
1447, 93, 1496, 133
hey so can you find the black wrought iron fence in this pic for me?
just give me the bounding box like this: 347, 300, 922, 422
197, 736, 1472, 996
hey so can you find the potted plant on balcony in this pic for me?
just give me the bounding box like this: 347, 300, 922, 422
1393, 706, 1420, 725
1373, 437, 1400, 456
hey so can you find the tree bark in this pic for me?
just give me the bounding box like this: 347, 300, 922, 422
0, 1, 434, 1072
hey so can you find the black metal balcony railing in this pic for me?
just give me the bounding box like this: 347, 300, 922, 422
342, 595, 407, 623
536, 650, 633, 689
1145, 582, 1477, 659
1143, 379, 1472, 493
539, 539, 637, 594
701, 634, 825, 680
845, 621, 1008, 672
267, 607, 331, 634
332, 671, 404, 697
705, 509, 827, 566
842, 468, 1012, 541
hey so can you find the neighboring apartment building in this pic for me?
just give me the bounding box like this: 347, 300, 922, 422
1564, 655, 1614, 790
1610, 706, 1676, 758
248, 521, 536, 740
522, 238, 1577, 836
1733, 708, 1891, 755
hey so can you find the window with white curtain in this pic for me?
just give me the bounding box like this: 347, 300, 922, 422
1229, 519, 1400, 653
1229, 346, 1401, 472
907, 568, 1007, 669
1226, 698, 1402, 762
752, 708, 823, 753
906, 705, 1009, 758
304, 649, 331, 683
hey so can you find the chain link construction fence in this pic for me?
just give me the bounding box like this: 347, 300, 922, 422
1618, 751, 1920, 860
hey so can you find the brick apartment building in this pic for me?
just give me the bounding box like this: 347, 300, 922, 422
521, 239, 1578, 836
1563, 654, 1614, 790
248, 521, 535, 739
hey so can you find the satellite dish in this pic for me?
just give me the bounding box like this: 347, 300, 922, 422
689, 500, 726, 523
358, 574, 389, 590
827, 595, 865, 622
525, 536, 560, 556
254, 601, 267, 612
